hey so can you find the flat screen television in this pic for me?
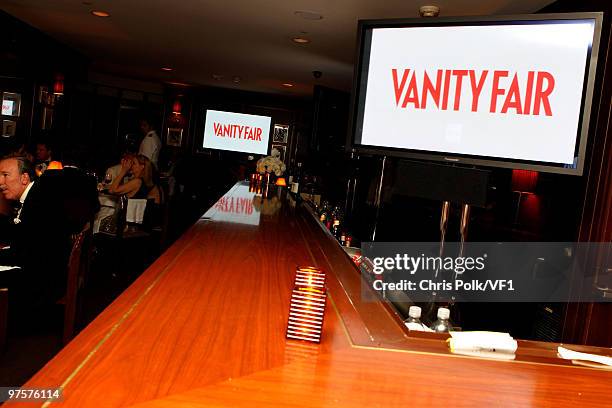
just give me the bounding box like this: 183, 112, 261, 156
203, 109, 271, 155
349, 13, 603, 175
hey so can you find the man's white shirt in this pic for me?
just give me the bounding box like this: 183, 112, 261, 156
139, 130, 161, 168
15, 181, 34, 222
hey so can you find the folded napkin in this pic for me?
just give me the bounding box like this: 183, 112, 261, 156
126, 199, 147, 224
448, 331, 518, 354
0, 265, 21, 272
558, 346, 612, 368
405, 322, 434, 332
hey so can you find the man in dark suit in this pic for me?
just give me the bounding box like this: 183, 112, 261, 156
35, 141, 53, 173
0, 156, 71, 318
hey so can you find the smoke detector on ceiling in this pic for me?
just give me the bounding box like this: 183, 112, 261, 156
419, 5, 440, 17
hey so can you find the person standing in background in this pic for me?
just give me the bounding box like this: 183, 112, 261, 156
138, 116, 161, 169
35, 140, 53, 174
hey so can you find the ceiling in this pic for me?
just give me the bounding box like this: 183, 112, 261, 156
2, 0, 555, 96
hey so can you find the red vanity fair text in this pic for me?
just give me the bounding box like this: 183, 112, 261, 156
213, 122, 263, 141
391, 68, 555, 116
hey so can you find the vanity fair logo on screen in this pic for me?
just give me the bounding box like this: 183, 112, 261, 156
391, 69, 555, 116
360, 23, 595, 164
203, 110, 271, 155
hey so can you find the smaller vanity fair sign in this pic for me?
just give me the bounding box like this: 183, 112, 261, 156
2, 100, 14, 116
203, 110, 271, 155
360, 22, 595, 164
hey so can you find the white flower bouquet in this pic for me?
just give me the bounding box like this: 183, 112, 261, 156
256, 148, 286, 176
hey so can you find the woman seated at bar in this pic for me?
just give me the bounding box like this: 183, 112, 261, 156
108, 154, 159, 200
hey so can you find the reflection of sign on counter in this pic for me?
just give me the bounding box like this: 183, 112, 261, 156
214, 196, 254, 215
203, 183, 260, 225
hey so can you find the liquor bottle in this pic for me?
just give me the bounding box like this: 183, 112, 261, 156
332, 219, 340, 236
344, 236, 352, 247
290, 162, 302, 195
331, 205, 343, 228
318, 201, 330, 222
404, 306, 425, 331
430, 307, 451, 333
263, 166, 270, 185
287, 160, 295, 184
340, 231, 346, 245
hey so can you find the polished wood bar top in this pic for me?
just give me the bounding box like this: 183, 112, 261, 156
16, 182, 612, 407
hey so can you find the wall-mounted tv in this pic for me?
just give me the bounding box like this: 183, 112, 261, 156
349, 13, 603, 175
203, 109, 271, 155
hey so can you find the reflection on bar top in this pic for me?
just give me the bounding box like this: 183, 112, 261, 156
202, 182, 261, 226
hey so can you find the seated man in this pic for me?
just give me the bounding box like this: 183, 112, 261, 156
0, 156, 72, 320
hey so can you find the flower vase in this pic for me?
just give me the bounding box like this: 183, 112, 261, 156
268, 172, 276, 186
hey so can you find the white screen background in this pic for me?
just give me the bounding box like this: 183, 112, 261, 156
360, 23, 594, 164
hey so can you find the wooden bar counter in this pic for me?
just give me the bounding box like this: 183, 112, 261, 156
15, 182, 612, 407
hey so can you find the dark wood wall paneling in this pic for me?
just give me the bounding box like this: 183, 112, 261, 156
538, 0, 612, 347
0, 10, 88, 152
65, 84, 164, 172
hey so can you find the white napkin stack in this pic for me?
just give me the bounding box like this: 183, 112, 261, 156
126, 199, 147, 224
558, 346, 612, 369
448, 331, 518, 359
405, 322, 434, 332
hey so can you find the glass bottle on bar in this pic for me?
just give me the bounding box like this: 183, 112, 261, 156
263, 165, 271, 185
404, 306, 424, 331
318, 200, 329, 222
331, 205, 342, 237
430, 307, 451, 333
287, 159, 295, 184
290, 162, 302, 195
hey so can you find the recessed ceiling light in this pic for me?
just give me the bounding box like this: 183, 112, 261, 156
161, 67, 173, 71
294, 11, 323, 21
419, 5, 440, 17
292, 37, 310, 44
166, 81, 191, 87
91, 10, 110, 17
282, 83, 294, 87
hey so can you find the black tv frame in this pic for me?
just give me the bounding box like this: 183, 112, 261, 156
347, 13, 603, 176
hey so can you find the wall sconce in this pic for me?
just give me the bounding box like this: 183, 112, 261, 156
172, 98, 182, 115
53, 74, 64, 96
511, 169, 538, 193
286, 266, 327, 343
39, 73, 65, 108
511, 169, 539, 224
47, 161, 63, 170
